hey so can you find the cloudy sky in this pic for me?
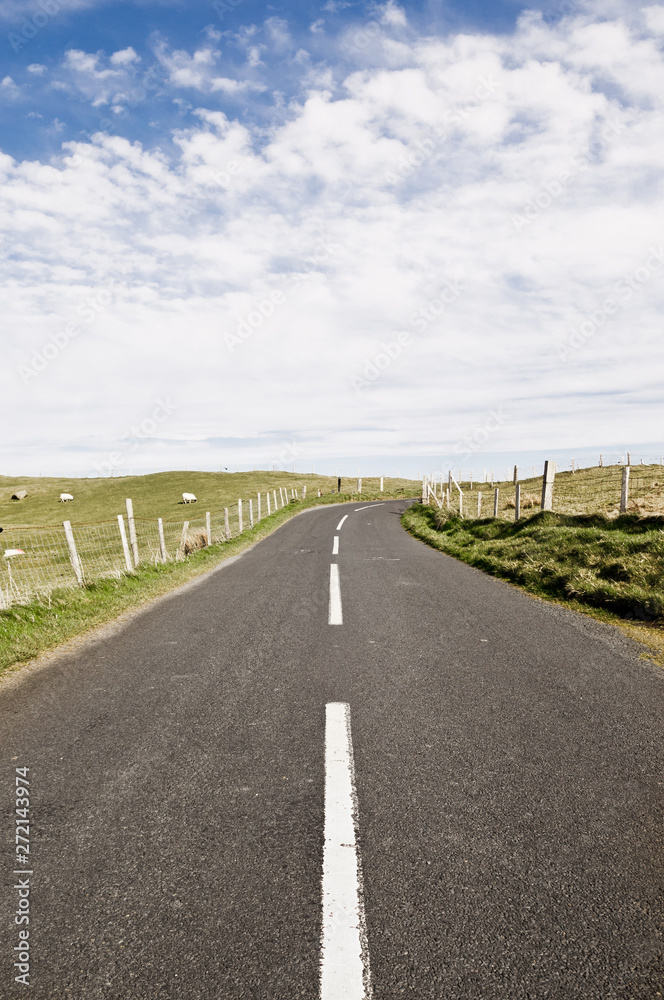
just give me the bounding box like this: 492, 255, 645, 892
2, 0, 664, 477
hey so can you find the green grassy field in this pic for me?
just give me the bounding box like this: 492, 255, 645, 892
0, 470, 417, 528
403, 503, 664, 663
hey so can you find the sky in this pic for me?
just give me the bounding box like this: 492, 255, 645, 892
2, 0, 664, 478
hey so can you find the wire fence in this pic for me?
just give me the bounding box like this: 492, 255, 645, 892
425, 462, 664, 521
0, 485, 319, 610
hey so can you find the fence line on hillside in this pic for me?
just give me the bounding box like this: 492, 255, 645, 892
0, 486, 310, 609
423, 460, 664, 521
0, 478, 400, 610
428, 452, 664, 487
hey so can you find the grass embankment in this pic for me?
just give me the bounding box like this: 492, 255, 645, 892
0, 487, 415, 677
0, 470, 416, 527
402, 504, 664, 663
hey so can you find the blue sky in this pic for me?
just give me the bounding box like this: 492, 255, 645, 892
2, 0, 664, 476
0, 0, 549, 162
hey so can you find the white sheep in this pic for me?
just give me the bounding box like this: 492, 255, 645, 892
59, 493, 74, 502
182, 492, 197, 503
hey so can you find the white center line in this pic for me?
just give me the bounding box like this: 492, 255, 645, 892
321, 703, 372, 1000
354, 504, 384, 512
336, 515, 349, 530
328, 564, 343, 625
332, 536, 339, 555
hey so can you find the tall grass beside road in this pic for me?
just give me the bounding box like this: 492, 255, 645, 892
402, 504, 664, 661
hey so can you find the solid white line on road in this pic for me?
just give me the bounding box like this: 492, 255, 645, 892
328, 564, 343, 625
333, 536, 339, 555
336, 515, 349, 530
321, 703, 372, 1000
354, 504, 384, 512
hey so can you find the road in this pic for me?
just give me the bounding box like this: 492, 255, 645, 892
1, 498, 662, 998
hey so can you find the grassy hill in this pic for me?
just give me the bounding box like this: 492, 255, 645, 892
0, 471, 418, 528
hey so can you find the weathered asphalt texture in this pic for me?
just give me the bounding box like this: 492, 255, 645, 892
1, 499, 662, 998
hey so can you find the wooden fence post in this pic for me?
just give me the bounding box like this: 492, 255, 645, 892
125, 498, 139, 566
257, 493, 262, 519
157, 517, 168, 562
302, 485, 307, 499
224, 508, 230, 540
599, 454, 603, 467
117, 514, 133, 572
273, 489, 278, 510
380, 477, 384, 492
513, 465, 518, 484
249, 498, 254, 528
267, 492, 271, 516
357, 478, 362, 493
63, 520, 84, 585
477, 492, 482, 518
177, 521, 189, 560
541, 460, 556, 510
493, 488, 499, 518
206, 511, 212, 546
515, 483, 521, 521
238, 499, 243, 533
620, 466, 630, 513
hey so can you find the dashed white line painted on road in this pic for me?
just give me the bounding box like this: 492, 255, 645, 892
321, 703, 372, 1000
333, 536, 339, 555
354, 504, 384, 512
336, 515, 349, 530
328, 564, 343, 625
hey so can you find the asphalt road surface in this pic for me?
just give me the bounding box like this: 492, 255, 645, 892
1, 499, 662, 998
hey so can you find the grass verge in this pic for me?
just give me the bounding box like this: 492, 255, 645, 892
402, 503, 664, 665
0, 491, 409, 677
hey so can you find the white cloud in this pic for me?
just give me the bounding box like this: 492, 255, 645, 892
376, 1, 408, 28
62, 48, 128, 106
643, 5, 664, 32
110, 47, 140, 66
1, 75, 19, 97
265, 16, 292, 48
27, 63, 47, 75
154, 40, 265, 95
3, 1, 664, 473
